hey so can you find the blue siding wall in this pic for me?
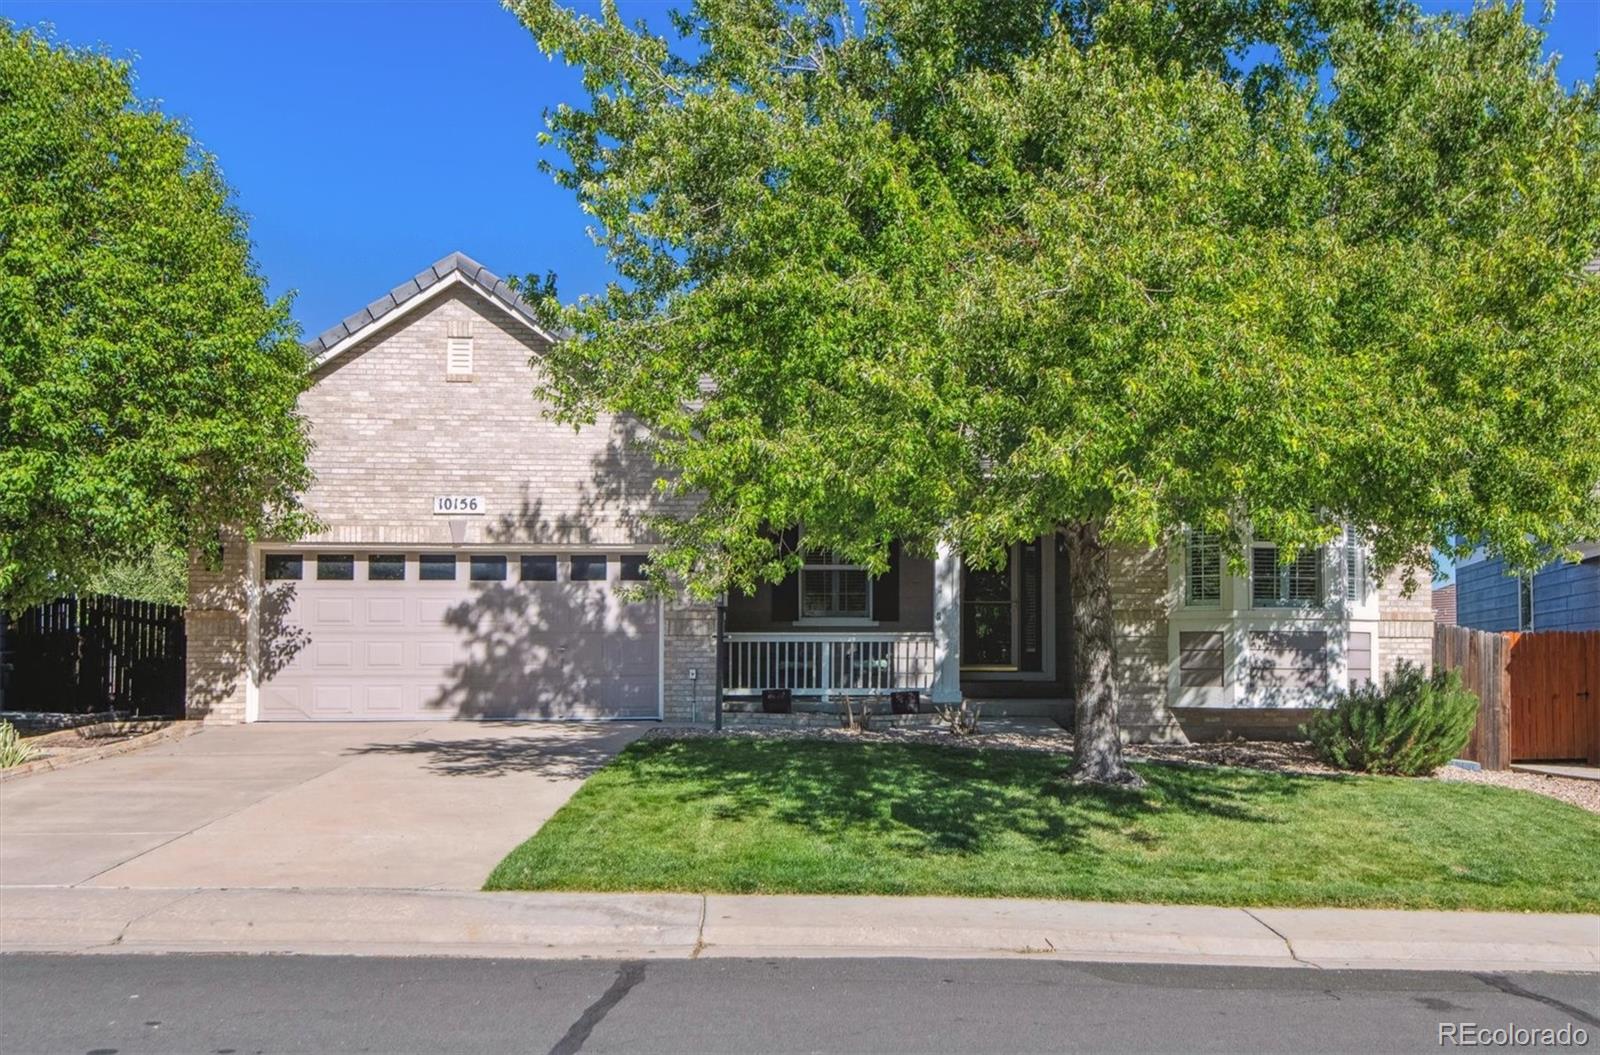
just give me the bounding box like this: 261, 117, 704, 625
1456, 558, 1521, 631
1532, 559, 1600, 630
1456, 555, 1600, 631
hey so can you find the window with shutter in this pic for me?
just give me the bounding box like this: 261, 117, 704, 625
1252, 543, 1324, 608
800, 548, 872, 619
1344, 528, 1367, 604
1185, 530, 1222, 607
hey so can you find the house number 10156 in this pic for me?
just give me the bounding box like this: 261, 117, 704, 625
432, 495, 484, 515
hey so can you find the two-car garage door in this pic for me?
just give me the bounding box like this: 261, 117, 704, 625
256, 551, 660, 721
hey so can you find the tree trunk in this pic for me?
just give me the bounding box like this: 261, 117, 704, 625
1064, 520, 1145, 788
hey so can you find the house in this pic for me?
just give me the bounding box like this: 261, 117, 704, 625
185, 252, 1433, 740
1432, 583, 1457, 626
1454, 546, 1600, 632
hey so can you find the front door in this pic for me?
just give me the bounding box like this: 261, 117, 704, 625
960, 539, 1047, 674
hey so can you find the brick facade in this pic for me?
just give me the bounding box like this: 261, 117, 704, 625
185, 541, 250, 723
1377, 566, 1434, 677
1109, 545, 1186, 743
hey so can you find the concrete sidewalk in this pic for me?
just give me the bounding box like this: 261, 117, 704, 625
2, 887, 1594, 973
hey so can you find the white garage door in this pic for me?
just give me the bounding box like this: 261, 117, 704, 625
256, 551, 659, 720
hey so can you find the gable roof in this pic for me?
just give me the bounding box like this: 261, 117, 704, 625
305, 251, 556, 368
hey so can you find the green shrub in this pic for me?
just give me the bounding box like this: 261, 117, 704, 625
0, 721, 34, 769
1305, 662, 1480, 776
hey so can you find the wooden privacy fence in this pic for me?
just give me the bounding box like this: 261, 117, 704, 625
1434, 625, 1600, 769
0, 595, 186, 717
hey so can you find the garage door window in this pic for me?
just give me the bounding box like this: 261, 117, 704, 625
571, 555, 608, 581
264, 554, 302, 581
520, 555, 557, 582
317, 554, 355, 581
368, 554, 405, 581
621, 554, 650, 581
471, 555, 508, 581
419, 554, 457, 581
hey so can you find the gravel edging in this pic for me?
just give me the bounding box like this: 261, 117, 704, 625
0, 721, 202, 783
643, 725, 1600, 814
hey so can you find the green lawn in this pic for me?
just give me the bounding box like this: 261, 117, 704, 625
485, 737, 1600, 913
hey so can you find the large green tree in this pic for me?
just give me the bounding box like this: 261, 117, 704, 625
0, 24, 314, 610
510, 0, 1600, 784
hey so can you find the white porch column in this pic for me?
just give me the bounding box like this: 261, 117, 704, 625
931, 540, 962, 704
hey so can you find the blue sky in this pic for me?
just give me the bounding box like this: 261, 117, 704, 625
6, 0, 1598, 336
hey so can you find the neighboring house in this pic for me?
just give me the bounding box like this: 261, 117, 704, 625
1455, 546, 1600, 632
1432, 583, 1457, 626
185, 252, 1433, 741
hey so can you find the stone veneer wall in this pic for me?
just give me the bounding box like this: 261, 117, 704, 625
1109, 544, 1187, 743
1377, 567, 1434, 677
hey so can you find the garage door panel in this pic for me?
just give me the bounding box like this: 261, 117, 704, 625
314, 640, 356, 670
365, 641, 405, 668
315, 598, 355, 624
365, 685, 406, 714
366, 598, 405, 625
258, 552, 659, 720
311, 685, 354, 715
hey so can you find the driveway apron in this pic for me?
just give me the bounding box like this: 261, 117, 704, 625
0, 722, 644, 890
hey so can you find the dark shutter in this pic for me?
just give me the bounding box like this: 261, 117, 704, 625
770, 526, 801, 623
1019, 539, 1043, 672
872, 540, 900, 622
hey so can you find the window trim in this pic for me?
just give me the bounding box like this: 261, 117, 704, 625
1250, 543, 1324, 609
798, 550, 873, 623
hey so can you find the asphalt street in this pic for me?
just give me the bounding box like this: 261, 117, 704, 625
2, 954, 1596, 1054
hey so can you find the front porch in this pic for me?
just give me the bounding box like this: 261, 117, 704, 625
718, 534, 1074, 716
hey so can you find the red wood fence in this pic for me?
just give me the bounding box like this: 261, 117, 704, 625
1435, 625, 1600, 769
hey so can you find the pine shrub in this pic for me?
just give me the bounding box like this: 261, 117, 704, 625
1304, 662, 1480, 776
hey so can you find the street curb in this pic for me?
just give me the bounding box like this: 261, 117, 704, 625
2, 887, 1595, 972
0, 722, 201, 784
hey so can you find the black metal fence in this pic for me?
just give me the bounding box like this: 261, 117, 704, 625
0, 595, 186, 717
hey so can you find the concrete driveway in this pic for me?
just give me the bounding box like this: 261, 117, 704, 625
0, 722, 646, 890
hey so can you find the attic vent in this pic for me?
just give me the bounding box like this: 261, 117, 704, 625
446, 336, 473, 376
446, 319, 473, 339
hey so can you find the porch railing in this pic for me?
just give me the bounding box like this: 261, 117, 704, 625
722, 632, 936, 698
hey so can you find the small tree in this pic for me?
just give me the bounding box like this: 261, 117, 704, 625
0, 24, 314, 610
509, 0, 1600, 784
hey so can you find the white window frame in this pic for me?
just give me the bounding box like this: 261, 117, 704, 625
1184, 529, 1222, 608
799, 550, 873, 623
1251, 543, 1324, 609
